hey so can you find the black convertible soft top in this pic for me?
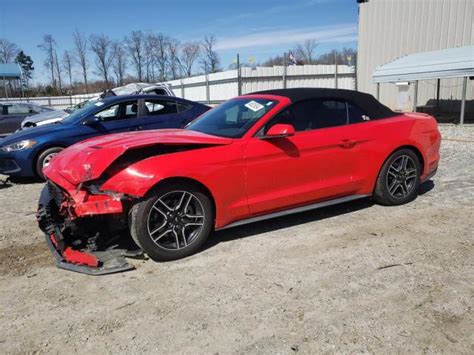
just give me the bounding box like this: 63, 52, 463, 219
246, 88, 398, 119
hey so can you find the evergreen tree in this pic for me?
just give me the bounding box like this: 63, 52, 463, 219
15, 50, 34, 88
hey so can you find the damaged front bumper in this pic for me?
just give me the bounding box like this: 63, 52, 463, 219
37, 182, 142, 275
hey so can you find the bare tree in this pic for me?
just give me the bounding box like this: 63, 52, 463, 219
73, 30, 89, 93
179, 41, 200, 77
90, 34, 114, 86
112, 41, 127, 86
200, 35, 220, 74
63, 50, 74, 88
54, 50, 62, 92
155, 33, 169, 82
167, 37, 181, 80
0, 38, 19, 63
126, 30, 145, 81
294, 39, 318, 64
38, 34, 57, 87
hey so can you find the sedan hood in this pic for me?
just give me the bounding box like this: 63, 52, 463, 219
21, 110, 69, 127
44, 129, 233, 185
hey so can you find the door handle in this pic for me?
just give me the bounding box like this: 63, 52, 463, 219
338, 139, 356, 148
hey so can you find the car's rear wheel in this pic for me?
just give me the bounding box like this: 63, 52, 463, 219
373, 148, 421, 206
129, 182, 214, 261
35, 147, 64, 179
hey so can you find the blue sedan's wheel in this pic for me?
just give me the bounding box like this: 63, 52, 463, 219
129, 182, 214, 261
35, 147, 64, 180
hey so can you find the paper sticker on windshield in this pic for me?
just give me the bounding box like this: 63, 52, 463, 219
94, 102, 104, 107
245, 100, 264, 112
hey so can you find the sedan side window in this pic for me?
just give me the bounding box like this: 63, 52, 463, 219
7, 104, 31, 115
143, 100, 178, 117
95, 101, 138, 121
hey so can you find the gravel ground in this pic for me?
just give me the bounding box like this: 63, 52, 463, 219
0, 124, 472, 354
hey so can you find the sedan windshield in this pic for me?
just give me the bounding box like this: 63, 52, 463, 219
186, 98, 278, 138
61, 101, 104, 124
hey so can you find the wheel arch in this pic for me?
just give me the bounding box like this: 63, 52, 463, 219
145, 176, 217, 218
388, 145, 425, 175
32, 144, 67, 176
372, 144, 425, 194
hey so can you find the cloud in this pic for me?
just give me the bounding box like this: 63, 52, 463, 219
215, 24, 357, 50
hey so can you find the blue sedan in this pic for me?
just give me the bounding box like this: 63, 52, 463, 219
0, 95, 209, 178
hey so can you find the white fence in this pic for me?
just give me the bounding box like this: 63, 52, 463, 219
0, 65, 356, 109
0, 93, 99, 110
167, 65, 356, 104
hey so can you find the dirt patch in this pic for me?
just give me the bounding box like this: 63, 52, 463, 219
0, 241, 52, 277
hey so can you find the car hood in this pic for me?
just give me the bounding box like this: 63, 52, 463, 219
22, 110, 69, 125
0, 122, 67, 146
44, 129, 233, 185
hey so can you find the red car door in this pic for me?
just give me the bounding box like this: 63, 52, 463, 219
244, 99, 360, 215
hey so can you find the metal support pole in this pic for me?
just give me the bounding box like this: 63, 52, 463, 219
237, 54, 242, 96
205, 74, 210, 104
460, 76, 467, 125
436, 78, 440, 114
376, 83, 380, 100
282, 52, 287, 89
334, 52, 338, 89
3, 76, 8, 98
180, 80, 185, 99
412, 81, 418, 112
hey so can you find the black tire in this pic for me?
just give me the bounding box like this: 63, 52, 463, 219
129, 182, 214, 261
373, 148, 421, 206
35, 147, 64, 179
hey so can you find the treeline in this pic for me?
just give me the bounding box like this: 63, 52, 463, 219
1, 35, 357, 98
1, 32, 221, 97
262, 39, 357, 67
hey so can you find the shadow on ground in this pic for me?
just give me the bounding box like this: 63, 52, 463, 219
204, 180, 435, 251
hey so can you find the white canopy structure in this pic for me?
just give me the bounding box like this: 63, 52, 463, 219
373, 46, 474, 124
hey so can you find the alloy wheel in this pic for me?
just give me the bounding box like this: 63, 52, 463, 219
386, 155, 418, 199
147, 190, 205, 250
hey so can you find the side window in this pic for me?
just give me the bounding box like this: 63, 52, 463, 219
347, 103, 370, 124
144, 100, 178, 116
177, 102, 193, 113
264, 99, 356, 133
311, 100, 347, 129
95, 101, 138, 121
7, 104, 31, 115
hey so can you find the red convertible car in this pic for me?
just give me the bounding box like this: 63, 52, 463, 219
37, 88, 441, 274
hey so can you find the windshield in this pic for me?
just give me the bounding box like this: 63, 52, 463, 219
61, 101, 105, 124
186, 98, 278, 138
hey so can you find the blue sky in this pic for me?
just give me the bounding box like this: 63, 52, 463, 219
0, 0, 358, 84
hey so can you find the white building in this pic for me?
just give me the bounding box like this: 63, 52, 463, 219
357, 0, 473, 119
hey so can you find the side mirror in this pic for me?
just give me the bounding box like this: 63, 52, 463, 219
263, 124, 295, 139
82, 116, 101, 125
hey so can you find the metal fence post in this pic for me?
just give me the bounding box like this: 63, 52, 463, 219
412, 80, 418, 112
205, 74, 210, 104
181, 80, 185, 99
376, 83, 380, 100
460, 76, 467, 125
282, 52, 287, 89
334, 52, 338, 89
237, 54, 242, 96
48, 97, 51, 107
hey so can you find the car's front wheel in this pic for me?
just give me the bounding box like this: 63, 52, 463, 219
373, 148, 421, 206
129, 182, 214, 261
35, 147, 64, 179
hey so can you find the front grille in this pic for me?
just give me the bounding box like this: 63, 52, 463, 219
47, 181, 66, 206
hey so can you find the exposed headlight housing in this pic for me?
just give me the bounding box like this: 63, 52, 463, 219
1, 140, 37, 152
